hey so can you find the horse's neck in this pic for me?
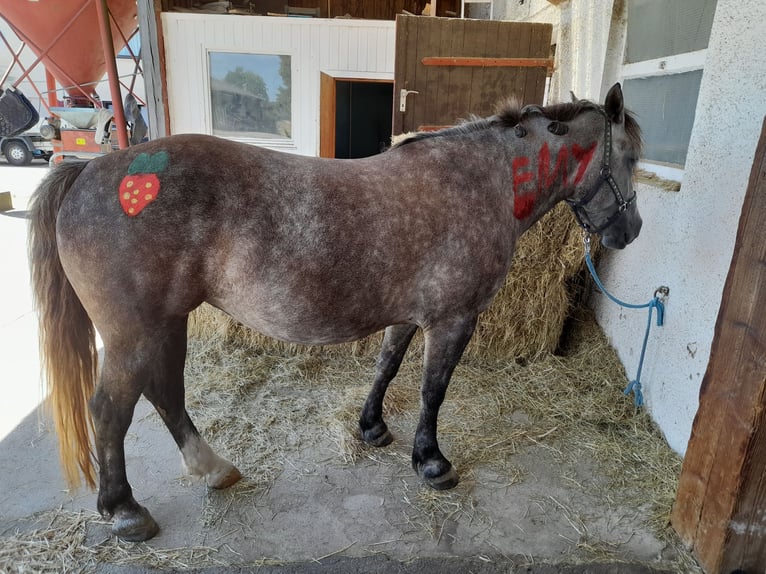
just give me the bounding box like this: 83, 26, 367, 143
509, 135, 600, 232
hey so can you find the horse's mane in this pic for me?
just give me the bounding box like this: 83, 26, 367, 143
391, 98, 642, 155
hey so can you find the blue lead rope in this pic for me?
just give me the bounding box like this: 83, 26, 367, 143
582, 234, 668, 407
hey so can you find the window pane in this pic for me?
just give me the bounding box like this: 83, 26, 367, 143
626, 0, 717, 63
209, 52, 291, 139
623, 70, 703, 166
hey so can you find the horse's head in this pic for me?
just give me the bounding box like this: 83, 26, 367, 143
564, 83, 643, 249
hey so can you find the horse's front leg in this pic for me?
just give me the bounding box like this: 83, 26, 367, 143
90, 349, 159, 542
359, 324, 418, 446
413, 315, 478, 490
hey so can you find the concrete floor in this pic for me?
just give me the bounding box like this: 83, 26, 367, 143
0, 161, 695, 573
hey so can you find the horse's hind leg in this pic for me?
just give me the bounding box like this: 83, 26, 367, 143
92, 319, 241, 542
359, 324, 418, 446
90, 341, 161, 542
413, 315, 478, 490
141, 318, 242, 490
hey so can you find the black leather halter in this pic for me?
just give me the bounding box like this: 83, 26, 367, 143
565, 109, 636, 233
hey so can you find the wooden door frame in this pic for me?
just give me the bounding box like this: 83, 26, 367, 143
319, 72, 393, 158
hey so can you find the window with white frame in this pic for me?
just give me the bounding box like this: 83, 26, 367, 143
208, 52, 292, 142
621, 0, 717, 180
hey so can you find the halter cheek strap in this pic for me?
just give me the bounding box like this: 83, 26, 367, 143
565, 109, 636, 233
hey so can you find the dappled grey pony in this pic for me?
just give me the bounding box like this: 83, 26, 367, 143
29, 83, 642, 541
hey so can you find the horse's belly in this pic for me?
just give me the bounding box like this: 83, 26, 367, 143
208, 289, 402, 346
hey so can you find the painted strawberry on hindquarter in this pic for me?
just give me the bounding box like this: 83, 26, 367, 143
119, 151, 169, 216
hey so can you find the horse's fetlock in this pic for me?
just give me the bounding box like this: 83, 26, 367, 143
112, 504, 160, 542
414, 457, 459, 490
360, 421, 394, 447
97, 499, 113, 519
206, 463, 243, 490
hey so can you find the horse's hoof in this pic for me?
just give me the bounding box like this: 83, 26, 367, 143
112, 505, 160, 542
207, 464, 243, 490
417, 463, 460, 491
360, 423, 394, 447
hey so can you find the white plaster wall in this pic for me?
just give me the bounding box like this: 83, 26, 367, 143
593, 0, 766, 454
161, 13, 395, 156
556, 0, 614, 101
500, 0, 559, 28
500, 0, 614, 103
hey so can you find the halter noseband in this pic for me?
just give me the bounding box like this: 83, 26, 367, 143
565, 108, 636, 234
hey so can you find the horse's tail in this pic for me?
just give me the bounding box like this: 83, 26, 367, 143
28, 161, 98, 490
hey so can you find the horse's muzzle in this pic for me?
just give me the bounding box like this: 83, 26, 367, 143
601, 212, 642, 250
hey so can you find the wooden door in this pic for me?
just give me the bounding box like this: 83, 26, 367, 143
393, 15, 552, 135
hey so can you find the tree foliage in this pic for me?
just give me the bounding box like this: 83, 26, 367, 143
224, 67, 268, 100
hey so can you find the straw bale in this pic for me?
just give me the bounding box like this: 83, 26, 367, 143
188, 203, 597, 361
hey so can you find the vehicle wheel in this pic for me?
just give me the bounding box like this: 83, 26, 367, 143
4, 140, 32, 166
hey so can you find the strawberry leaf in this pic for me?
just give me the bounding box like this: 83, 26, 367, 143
127, 151, 169, 175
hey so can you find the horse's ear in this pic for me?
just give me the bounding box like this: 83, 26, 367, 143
570, 90, 578, 103
604, 82, 624, 124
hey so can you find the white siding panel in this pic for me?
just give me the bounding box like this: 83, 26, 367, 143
348, 26, 360, 70
162, 13, 395, 156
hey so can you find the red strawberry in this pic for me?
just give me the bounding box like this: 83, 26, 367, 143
119, 173, 161, 216
118, 151, 169, 217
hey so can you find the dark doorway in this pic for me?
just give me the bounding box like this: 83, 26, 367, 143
334, 81, 393, 159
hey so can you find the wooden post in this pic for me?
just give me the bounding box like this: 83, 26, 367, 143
137, 0, 169, 139
671, 117, 766, 573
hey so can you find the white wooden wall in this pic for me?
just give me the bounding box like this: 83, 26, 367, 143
161, 13, 396, 156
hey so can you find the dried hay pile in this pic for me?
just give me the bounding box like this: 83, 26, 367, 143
0, 510, 230, 573
187, 202, 598, 361
468, 203, 598, 359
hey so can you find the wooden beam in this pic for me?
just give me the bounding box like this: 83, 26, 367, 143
138, 0, 169, 138
671, 116, 766, 573
421, 56, 554, 69
417, 125, 451, 131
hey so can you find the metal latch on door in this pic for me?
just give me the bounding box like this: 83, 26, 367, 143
399, 89, 419, 112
